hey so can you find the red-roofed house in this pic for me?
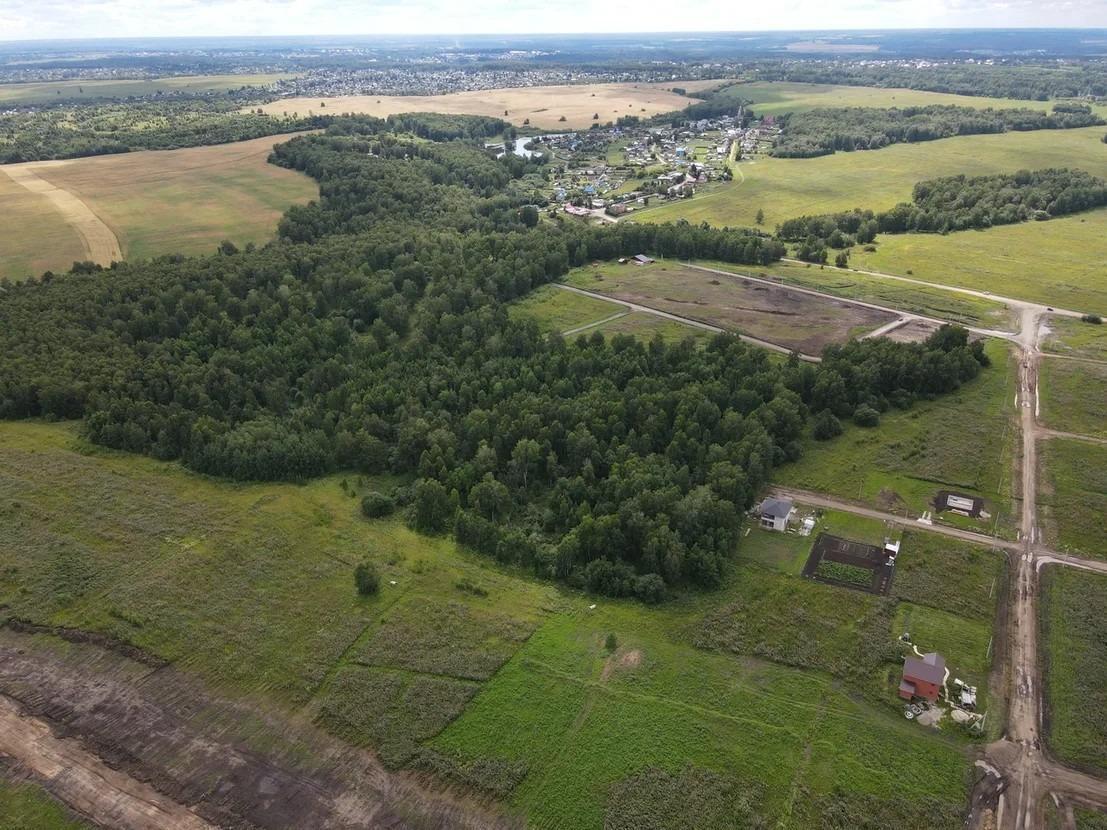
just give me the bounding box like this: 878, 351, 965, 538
899, 652, 946, 703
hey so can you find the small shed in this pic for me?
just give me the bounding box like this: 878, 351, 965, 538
757, 497, 794, 532
632, 254, 654, 265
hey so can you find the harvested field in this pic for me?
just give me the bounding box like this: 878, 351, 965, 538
0, 168, 85, 277
0, 628, 518, 830
564, 261, 894, 354
1, 135, 317, 279
253, 80, 726, 129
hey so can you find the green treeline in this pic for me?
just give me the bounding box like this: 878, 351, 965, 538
0, 114, 987, 599
771, 103, 1103, 158
0, 98, 329, 163
781, 168, 1107, 255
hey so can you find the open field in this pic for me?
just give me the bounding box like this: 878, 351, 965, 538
775, 339, 1017, 536
0, 135, 317, 279
1041, 566, 1107, 776
563, 260, 895, 353
508, 284, 707, 343
704, 259, 1014, 329
253, 80, 726, 129
848, 210, 1107, 313
0, 74, 291, 105
0, 419, 979, 828
0, 777, 93, 830
1039, 438, 1107, 560
734, 80, 1066, 117
638, 126, 1107, 231
1044, 316, 1107, 360
1040, 357, 1107, 439
0, 169, 86, 277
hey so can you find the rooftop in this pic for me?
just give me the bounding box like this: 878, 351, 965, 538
758, 497, 793, 518
903, 652, 946, 685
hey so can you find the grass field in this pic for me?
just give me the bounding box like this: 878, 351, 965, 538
1039, 438, 1107, 559
563, 261, 894, 353
638, 127, 1107, 231
704, 259, 1013, 329
1039, 357, 1107, 439
0, 419, 979, 828
0, 170, 86, 278
1041, 566, 1107, 775
0, 74, 290, 105
253, 80, 725, 130
0, 135, 317, 279
1076, 808, 1107, 830
0, 779, 92, 830
776, 339, 1017, 536
848, 210, 1107, 313
508, 283, 624, 332
733, 81, 1067, 117
1044, 316, 1107, 360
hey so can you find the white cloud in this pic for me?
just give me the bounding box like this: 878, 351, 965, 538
1, 0, 1106, 40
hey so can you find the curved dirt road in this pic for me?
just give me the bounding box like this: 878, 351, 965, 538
1, 162, 122, 266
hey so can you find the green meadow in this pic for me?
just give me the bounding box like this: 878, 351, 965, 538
1041, 566, 1107, 775
0, 781, 92, 830
775, 339, 1018, 537
0, 74, 291, 105
1039, 438, 1107, 560
0, 419, 989, 828
1044, 316, 1107, 360
1039, 356, 1107, 439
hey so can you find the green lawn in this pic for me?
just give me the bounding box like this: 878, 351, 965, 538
589, 311, 707, 343
0, 419, 981, 828
1039, 357, 1107, 439
1044, 316, 1107, 361
775, 339, 1017, 537
0, 781, 92, 830
1076, 808, 1107, 830
701, 260, 1013, 329
1041, 566, 1107, 775
1039, 438, 1107, 559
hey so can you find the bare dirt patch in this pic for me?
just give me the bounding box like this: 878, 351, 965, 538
0, 627, 518, 830
884, 318, 942, 343
802, 533, 894, 595
601, 649, 643, 682
253, 80, 727, 130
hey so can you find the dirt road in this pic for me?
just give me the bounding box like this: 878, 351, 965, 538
0, 628, 519, 830
0, 162, 122, 266
0, 695, 214, 830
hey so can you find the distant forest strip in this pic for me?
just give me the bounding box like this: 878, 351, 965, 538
758, 62, 1107, 102
780, 168, 1107, 258
770, 103, 1103, 158
0, 98, 332, 163
0, 112, 989, 601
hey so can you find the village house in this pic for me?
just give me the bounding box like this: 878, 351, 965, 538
756, 497, 794, 532
899, 652, 946, 703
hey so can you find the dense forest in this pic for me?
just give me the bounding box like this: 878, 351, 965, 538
771, 103, 1103, 158
780, 168, 1107, 254
0, 114, 988, 599
760, 62, 1107, 102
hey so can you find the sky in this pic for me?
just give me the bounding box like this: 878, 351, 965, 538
2, 0, 1107, 41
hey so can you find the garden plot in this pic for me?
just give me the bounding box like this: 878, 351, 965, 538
803, 533, 896, 594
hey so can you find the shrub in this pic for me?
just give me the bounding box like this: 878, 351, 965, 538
361, 491, 395, 518
853, 404, 880, 427
813, 409, 843, 440
354, 561, 380, 596
605, 633, 618, 651
1082, 313, 1103, 324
